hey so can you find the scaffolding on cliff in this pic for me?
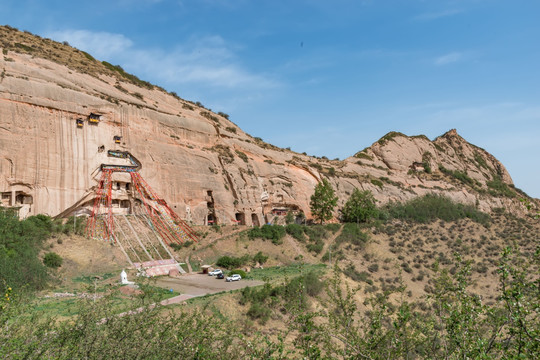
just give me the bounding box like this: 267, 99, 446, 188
85, 151, 198, 276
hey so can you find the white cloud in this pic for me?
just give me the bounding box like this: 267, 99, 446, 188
413, 9, 463, 21
434, 52, 463, 65
45, 29, 278, 90
46, 30, 133, 59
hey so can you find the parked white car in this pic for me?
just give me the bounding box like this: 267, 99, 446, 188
208, 269, 223, 276
226, 274, 242, 282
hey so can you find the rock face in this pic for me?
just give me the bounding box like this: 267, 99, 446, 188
0, 26, 530, 223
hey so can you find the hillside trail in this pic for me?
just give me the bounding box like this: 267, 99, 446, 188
320, 225, 343, 262
284, 224, 344, 264
184, 257, 193, 273
205, 226, 247, 246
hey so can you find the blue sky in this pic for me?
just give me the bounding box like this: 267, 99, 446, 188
2, 0, 539, 197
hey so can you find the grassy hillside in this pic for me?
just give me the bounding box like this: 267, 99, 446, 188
2, 193, 537, 358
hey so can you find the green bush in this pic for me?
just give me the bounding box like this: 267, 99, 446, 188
367, 263, 379, 273
43, 252, 62, 268
325, 223, 341, 233
335, 223, 369, 248
285, 223, 306, 241
217, 111, 230, 119
228, 269, 247, 278
248, 225, 285, 244
235, 150, 248, 162
384, 194, 490, 225
246, 303, 271, 324
487, 176, 516, 198
169, 240, 193, 251
306, 241, 324, 255
300, 270, 324, 296
101, 61, 154, 89
216, 255, 250, 269
252, 251, 268, 265
345, 264, 372, 284
304, 225, 328, 242
438, 165, 475, 187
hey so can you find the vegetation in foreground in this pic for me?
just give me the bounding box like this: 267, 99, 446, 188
0, 210, 84, 294
1, 192, 538, 359
1, 245, 538, 359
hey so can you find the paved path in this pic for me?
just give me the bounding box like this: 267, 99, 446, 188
109, 274, 263, 321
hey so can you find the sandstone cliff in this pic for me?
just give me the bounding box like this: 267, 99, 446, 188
0, 26, 531, 223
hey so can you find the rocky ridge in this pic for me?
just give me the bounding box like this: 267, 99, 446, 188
0, 26, 532, 224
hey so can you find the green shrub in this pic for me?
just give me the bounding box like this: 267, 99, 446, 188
384, 194, 490, 225
217, 111, 230, 119
473, 151, 489, 169
228, 269, 247, 278
101, 61, 154, 89
200, 111, 219, 123
306, 241, 324, 254
354, 152, 373, 161
246, 303, 271, 324
248, 225, 285, 244
235, 150, 248, 162
336, 223, 369, 248
303, 225, 328, 242
368, 263, 379, 273
300, 270, 324, 296
325, 223, 341, 233
438, 165, 475, 186
252, 251, 268, 265
216, 255, 250, 269
487, 176, 515, 198
43, 252, 62, 268
285, 223, 306, 241
371, 179, 383, 188
345, 264, 372, 284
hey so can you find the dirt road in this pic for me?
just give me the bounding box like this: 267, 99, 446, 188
155, 273, 264, 297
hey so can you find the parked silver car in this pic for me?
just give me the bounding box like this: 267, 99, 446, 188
226, 274, 242, 282
208, 269, 223, 276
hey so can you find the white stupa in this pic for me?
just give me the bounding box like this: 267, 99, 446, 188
120, 269, 134, 285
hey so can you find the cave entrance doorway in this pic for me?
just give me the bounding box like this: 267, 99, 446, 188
251, 214, 260, 227
235, 212, 245, 225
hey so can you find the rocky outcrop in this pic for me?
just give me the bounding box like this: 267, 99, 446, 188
0, 26, 531, 223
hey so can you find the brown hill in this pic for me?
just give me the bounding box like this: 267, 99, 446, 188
0, 25, 532, 223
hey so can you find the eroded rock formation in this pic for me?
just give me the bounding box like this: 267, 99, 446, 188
0, 26, 530, 223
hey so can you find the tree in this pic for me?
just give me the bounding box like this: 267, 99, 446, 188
310, 178, 338, 224
341, 188, 378, 223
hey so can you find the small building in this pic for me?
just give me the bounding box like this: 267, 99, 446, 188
271, 207, 288, 216
88, 113, 102, 124
114, 135, 122, 144
76, 118, 84, 128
